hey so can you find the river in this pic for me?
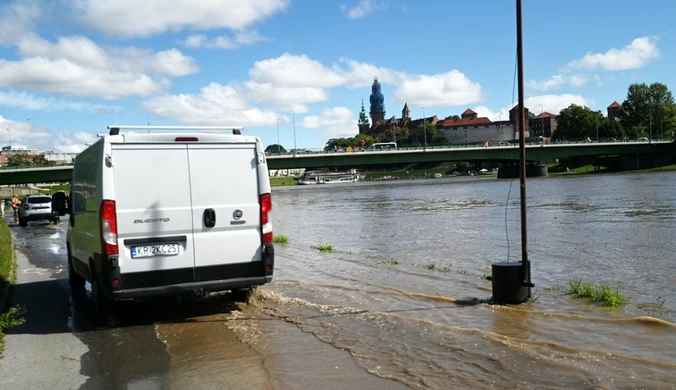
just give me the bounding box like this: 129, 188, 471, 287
249, 171, 676, 389
3, 171, 675, 389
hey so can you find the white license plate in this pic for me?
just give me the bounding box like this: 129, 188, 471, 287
131, 243, 180, 258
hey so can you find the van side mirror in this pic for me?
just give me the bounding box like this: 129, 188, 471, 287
52, 191, 71, 216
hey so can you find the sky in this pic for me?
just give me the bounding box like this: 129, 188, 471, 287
0, 0, 674, 152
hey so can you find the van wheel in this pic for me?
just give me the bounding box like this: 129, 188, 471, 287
19, 218, 28, 227
232, 287, 256, 304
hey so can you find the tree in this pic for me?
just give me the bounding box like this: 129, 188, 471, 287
621, 82, 676, 139
6, 154, 49, 166
552, 104, 605, 140
265, 144, 287, 154
412, 122, 444, 145
445, 115, 460, 120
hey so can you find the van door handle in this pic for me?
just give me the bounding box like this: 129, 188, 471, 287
203, 209, 216, 228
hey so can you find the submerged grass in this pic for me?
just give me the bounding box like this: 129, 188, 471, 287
273, 235, 289, 244
312, 244, 334, 253
568, 279, 626, 307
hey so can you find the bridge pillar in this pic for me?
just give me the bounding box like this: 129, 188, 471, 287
497, 163, 548, 179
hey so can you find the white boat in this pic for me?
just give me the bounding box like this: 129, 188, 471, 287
298, 171, 361, 185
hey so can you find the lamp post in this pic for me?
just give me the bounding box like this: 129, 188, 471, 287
291, 110, 297, 156
276, 118, 280, 153
421, 106, 427, 150
5, 128, 10, 148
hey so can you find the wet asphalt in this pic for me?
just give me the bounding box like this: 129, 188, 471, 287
0, 215, 242, 390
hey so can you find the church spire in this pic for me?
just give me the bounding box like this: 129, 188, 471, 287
369, 77, 386, 123
359, 99, 369, 124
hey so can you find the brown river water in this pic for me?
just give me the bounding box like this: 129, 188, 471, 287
6, 171, 676, 389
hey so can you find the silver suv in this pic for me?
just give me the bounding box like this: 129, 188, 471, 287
18, 194, 59, 227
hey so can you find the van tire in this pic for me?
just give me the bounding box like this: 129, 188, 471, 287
19, 218, 27, 227
232, 287, 256, 303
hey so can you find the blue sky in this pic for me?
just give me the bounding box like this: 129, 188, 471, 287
0, 0, 674, 152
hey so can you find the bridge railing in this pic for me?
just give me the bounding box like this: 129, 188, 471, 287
0, 163, 74, 170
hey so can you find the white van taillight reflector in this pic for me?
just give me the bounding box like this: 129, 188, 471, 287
260, 193, 273, 243
175, 137, 198, 142
100, 200, 118, 255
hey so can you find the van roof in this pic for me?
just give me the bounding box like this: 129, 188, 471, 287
101, 132, 260, 144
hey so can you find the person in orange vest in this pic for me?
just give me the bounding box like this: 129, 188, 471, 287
11, 196, 21, 222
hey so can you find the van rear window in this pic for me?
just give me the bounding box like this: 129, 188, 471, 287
28, 196, 52, 204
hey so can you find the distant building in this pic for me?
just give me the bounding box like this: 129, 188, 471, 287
1, 145, 77, 165
530, 112, 558, 138
509, 104, 530, 139
358, 78, 438, 137
607, 101, 622, 120
369, 77, 386, 124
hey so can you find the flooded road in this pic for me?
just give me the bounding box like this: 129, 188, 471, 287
2, 170, 676, 389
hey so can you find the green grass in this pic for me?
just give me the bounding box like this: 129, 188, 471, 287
568, 279, 626, 307
270, 177, 299, 187
1, 219, 22, 355
273, 235, 289, 244
312, 244, 334, 253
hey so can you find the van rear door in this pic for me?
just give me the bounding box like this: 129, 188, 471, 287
187, 143, 262, 280
111, 144, 195, 276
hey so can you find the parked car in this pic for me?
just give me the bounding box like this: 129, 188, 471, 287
18, 194, 59, 227
52, 125, 275, 320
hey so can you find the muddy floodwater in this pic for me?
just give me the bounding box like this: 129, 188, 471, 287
4, 171, 676, 389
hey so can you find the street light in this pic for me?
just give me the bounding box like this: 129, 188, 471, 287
291, 110, 297, 156
421, 106, 427, 150
276, 118, 280, 153
5, 128, 10, 148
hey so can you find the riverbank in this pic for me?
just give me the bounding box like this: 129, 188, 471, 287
0, 218, 17, 354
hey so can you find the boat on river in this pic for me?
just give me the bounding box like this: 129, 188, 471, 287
298, 171, 363, 185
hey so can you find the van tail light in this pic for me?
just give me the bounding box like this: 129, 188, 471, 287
260, 193, 273, 243
100, 200, 118, 255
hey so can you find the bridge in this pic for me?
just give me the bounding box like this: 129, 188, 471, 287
0, 140, 673, 185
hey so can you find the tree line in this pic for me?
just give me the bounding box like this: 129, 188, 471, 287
553, 82, 676, 141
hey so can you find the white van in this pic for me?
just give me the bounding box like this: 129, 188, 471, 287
52, 126, 275, 315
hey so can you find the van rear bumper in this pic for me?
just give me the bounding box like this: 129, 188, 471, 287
112, 276, 272, 300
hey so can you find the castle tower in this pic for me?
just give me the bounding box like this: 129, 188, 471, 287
358, 99, 370, 134
369, 77, 386, 123
402, 102, 410, 119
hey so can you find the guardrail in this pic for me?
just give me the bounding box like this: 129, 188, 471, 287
265, 139, 673, 156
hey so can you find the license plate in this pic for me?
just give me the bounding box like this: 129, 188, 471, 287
131, 244, 180, 258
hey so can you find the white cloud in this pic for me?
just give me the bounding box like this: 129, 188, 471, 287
0, 34, 198, 99
245, 81, 328, 105
249, 53, 347, 88
17, 35, 198, 77
0, 90, 121, 113
394, 71, 483, 107
302, 107, 357, 138
564, 36, 660, 72
0, 57, 167, 100
340, 0, 389, 20
52, 130, 99, 153
527, 74, 587, 91
70, 0, 290, 38
0, 1, 40, 45
141, 82, 280, 127
181, 31, 266, 50
0, 115, 51, 147
248, 53, 481, 107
